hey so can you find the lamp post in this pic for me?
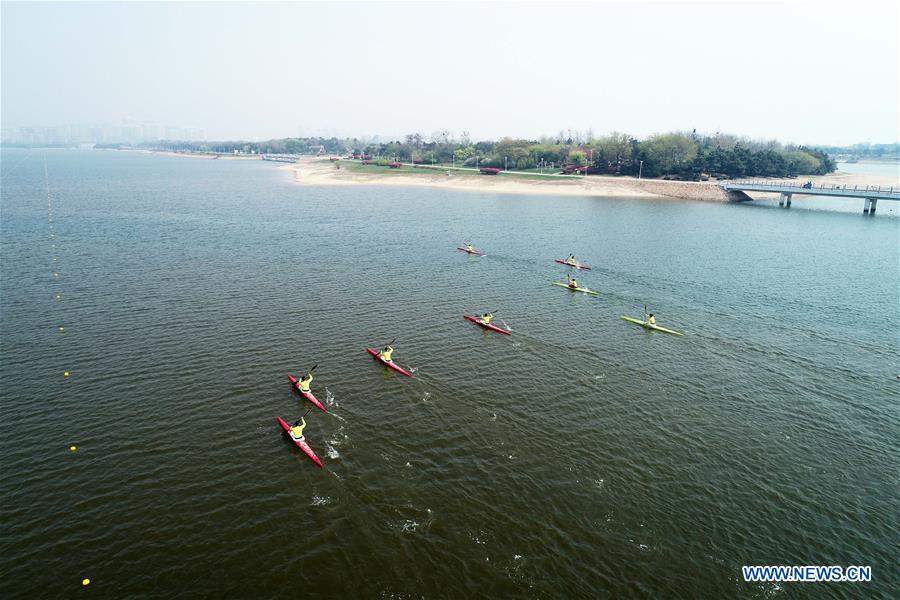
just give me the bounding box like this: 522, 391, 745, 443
505, 156, 508, 171
639, 160, 644, 180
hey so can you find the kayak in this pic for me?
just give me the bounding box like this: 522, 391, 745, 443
457, 247, 485, 256
366, 347, 413, 377
287, 374, 327, 412
620, 315, 684, 336
464, 315, 511, 335
551, 281, 598, 295
276, 416, 324, 468
554, 259, 592, 270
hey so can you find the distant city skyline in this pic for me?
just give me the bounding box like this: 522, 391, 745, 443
2, 1, 897, 146
0, 119, 206, 146
2, 119, 896, 149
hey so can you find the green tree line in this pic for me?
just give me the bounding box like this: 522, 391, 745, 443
141, 129, 837, 178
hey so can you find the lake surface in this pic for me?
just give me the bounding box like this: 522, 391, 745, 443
1, 149, 897, 598
837, 160, 900, 181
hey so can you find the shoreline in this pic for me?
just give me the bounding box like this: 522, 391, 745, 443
284, 158, 898, 202
110, 148, 263, 160
114, 150, 899, 202
283, 158, 736, 202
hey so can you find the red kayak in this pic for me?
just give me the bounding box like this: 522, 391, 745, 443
287, 374, 327, 412
366, 347, 413, 377
554, 259, 592, 270
457, 247, 485, 256
276, 416, 323, 468
463, 315, 511, 335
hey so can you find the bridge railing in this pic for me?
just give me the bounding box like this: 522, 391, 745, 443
261, 154, 303, 162
727, 180, 895, 194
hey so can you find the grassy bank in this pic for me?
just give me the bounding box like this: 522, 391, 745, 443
331, 159, 586, 182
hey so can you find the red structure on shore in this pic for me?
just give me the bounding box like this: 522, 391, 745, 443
479, 167, 501, 175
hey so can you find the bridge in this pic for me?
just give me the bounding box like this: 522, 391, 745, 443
721, 180, 899, 214
261, 153, 302, 163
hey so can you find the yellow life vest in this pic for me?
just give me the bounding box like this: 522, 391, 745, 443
291, 417, 306, 439
482, 314, 493, 324
569, 280, 578, 288
648, 316, 656, 325
380, 347, 393, 361
299, 373, 313, 392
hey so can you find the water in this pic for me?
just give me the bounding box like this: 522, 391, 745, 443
1, 149, 898, 598
837, 160, 900, 180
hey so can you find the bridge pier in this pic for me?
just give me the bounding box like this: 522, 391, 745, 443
722, 182, 898, 213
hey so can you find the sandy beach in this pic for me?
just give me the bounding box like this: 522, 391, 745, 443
285, 157, 898, 202
285, 158, 721, 201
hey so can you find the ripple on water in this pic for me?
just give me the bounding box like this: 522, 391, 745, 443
1, 150, 897, 598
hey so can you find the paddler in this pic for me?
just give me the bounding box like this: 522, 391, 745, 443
290, 416, 307, 440
567, 275, 578, 289
298, 371, 313, 393
466, 243, 475, 253
481, 312, 494, 324
647, 313, 656, 325
566, 254, 577, 265
379, 343, 394, 362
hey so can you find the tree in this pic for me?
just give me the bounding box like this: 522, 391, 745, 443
591, 132, 634, 166
643, 133, 698, 174
454, 146, 475, 163
783, 150, 820, 175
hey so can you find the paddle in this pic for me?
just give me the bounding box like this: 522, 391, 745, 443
475, 309, 499, 322
306, 364, 318, 377
292, 408, 312, 427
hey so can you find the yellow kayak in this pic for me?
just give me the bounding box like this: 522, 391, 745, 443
551, 282, 598, 295
620, 316, 683, 336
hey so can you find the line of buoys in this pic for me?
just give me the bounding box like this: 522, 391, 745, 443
44, 156, 76, 405
43, 158, 86, 583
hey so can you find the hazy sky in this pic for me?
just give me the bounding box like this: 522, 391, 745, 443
2, 0, 898, 144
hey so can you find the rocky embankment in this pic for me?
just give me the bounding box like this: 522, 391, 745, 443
622, 179, 741, 202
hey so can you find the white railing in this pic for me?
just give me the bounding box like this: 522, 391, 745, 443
725, 180, 897, 196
